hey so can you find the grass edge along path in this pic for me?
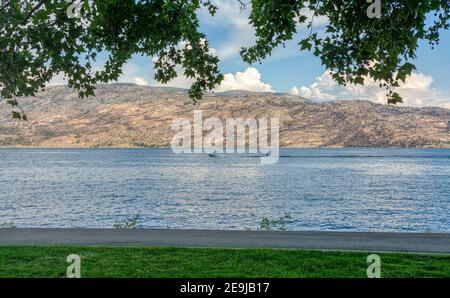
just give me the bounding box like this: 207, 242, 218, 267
0, 246, 449, 278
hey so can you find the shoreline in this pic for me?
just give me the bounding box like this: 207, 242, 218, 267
1, 146, 450, 149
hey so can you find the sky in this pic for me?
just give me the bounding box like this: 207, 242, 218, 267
52, 0, 450, 109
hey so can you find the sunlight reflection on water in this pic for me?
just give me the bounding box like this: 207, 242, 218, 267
0, 148, 449, 232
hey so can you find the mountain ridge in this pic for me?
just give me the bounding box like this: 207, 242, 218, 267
1, 84, 449, 148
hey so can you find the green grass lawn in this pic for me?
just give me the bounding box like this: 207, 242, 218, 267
0, 246, 449, 278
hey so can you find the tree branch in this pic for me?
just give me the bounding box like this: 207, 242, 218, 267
21, 0, 48, 25
238, 0, 248, 12
308, 0, 322, 36
0, 0, 12, 12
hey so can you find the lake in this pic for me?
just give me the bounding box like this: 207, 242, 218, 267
0, 148, 449, 232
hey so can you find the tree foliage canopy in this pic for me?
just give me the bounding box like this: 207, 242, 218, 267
1, 0, 449, 120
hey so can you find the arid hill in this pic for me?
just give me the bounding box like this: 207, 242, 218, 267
1, 84, 449, 148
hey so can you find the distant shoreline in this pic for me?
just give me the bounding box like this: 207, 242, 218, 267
1, 146, 450, 149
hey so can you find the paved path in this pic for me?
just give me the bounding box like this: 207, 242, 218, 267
0, 229, 449, 253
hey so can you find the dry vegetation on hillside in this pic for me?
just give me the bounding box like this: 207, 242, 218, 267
1, 84, 449, 148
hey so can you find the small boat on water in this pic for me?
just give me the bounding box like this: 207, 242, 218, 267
208, 152, 270, 158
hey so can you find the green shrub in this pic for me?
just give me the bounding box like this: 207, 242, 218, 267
258, 213, 292, 231
113, 216, 140, 230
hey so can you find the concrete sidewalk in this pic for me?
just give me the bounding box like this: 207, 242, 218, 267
0, 229, 449, 253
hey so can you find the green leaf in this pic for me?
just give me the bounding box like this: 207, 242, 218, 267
1, 0, 448, 109
12, 112, 22, 120
6, 100, 19, 107
300, 39, 312, 51
354, 77, 365, 85
388, 92, 403, 105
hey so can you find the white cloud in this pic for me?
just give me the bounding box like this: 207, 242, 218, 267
156, 67, 274, 93
199, 0, 255, 61
441, 103, 450, 109
216, 67, 274, 93
157, 75, 194, 90
118, 63, 142, 83
133, 77, 149, 86
48, 73, 68, 86
152, 64, 194, 89
300, 9, 329, 28
117, 59, 155, 86
290, 74, 337, 101
198, 1, 330, 62
291, 71, 450, 108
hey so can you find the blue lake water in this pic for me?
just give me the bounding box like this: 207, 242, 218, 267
0, 148, 449, 232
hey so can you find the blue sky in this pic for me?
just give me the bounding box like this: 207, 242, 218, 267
53, 0, 450, 108
200, 5, 450, 95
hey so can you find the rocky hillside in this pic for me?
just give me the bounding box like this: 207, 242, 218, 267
1, 84, 449, 148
